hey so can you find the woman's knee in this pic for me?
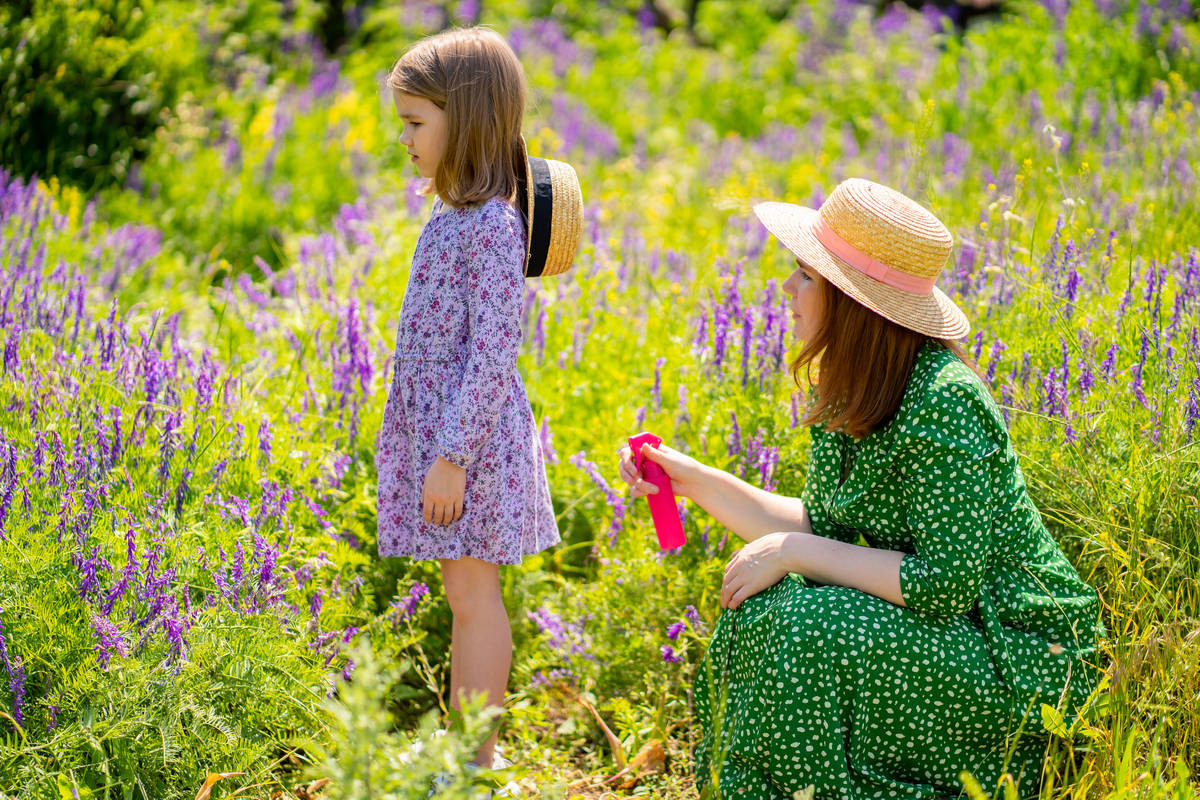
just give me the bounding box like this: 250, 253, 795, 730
775, 583, 886, 646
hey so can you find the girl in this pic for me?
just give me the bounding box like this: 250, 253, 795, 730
619, 178, 1102, 799
376, 27, 559, 771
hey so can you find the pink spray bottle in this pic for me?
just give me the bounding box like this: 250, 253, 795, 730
627, 432, 687, 550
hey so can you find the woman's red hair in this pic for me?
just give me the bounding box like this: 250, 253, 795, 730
794, 275, 984, 439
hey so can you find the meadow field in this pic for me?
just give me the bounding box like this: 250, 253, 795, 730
0, 0, 1198, 797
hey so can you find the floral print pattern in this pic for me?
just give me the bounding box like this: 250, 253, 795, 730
375, 197, 559, 565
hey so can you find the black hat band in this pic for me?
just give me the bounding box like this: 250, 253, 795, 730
526, 156, 553, 278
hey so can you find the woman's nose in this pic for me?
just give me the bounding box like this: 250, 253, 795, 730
782, 271, 799, 296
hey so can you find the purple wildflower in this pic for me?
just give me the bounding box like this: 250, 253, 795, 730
660, 644, 682, 663
2, 329, 18, 377
651, 357, 665, 412
258, 416, 272, 467
1132, 332, 1150, 408
157, 409, 180, 487
759, 445, 780, 492
0, 442, 16, 539
570, 452, 628, 543
0, 609, 12, 677
666, 621, 685, 641
1168, 251, 1198, 334
1100, 344, 1119, 382
1078, 360, 1095, 398
532, 304, 547, 362
528, 605, 593, 665
387, 582, 429, 625
1064, 267, 1081, 318
7, 661, 24, 725
0, 609, 22, 722
75, 544, 109, 599
740, 314, 754, 387
89, 613, 129, 670
538, 417, 558, 465
163, 615, 186, 658
986, 339, 1008, 384
676, 385, 690, 428
1183, 378, 1200, 440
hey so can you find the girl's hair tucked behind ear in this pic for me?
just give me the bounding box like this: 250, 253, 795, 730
387, 27, 527, 208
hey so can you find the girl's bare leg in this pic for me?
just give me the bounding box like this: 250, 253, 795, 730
439, 556, 511, 767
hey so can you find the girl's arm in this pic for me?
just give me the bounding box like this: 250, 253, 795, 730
433, 203, 526, 468
618, 443, 812, 542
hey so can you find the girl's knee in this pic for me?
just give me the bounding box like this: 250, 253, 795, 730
440, 558, 503, 618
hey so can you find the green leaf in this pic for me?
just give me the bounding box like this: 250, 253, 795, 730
56, 774, 94, 800
1040, 703, 1068, 738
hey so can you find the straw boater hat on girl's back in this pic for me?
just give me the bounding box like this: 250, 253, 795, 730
519, 137, 583, 278
753, 178, 970, 339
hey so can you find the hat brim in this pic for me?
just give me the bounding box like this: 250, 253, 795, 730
520, 137, 582, 278
753, 202, 970, 339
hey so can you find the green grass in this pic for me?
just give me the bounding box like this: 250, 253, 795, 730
0, 0, 1197, 798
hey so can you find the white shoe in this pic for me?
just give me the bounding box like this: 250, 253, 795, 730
426, 769, 453, 798
488, 750, 520, 797
426, 736, 519, 798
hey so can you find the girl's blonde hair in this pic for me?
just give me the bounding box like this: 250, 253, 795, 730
387, 27, 527, 208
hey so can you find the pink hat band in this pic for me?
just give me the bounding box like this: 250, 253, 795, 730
812, 216, 937, 294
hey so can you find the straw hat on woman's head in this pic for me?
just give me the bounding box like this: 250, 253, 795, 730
753, 178, 969, 339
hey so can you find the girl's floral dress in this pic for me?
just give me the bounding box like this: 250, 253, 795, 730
375, 196, 559, 565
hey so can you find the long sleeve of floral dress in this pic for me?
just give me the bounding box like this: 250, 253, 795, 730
433, 200, 526, 468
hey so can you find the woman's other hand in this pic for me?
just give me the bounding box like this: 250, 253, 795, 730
422, 456, 466, 525
721, 532, 795, 609
617, 442, 705, 500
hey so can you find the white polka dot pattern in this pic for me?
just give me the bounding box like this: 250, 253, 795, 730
694, 342, 1103, 799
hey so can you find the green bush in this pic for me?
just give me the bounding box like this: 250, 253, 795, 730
0, 0, 188, 191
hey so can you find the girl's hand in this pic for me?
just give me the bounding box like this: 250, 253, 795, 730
721, 532, 795, 609
617, 442, 705, 500
422, 457, 466, 525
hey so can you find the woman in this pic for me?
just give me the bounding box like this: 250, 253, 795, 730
618, 178, 1102, 799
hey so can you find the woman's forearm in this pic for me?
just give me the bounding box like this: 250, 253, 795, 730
688, 464, 813, 543
782, 532, 906, 607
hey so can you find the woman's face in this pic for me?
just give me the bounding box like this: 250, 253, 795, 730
393, 91, 448, 181
782, 257, 825, 343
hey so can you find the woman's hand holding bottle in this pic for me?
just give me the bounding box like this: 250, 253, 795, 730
617, 441, 705, 500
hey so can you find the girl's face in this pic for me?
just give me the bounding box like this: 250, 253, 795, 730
781, 257, 825, 343
393, 91, 448, 181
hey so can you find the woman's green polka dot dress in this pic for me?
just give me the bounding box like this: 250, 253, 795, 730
694, 342, 1103, 799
